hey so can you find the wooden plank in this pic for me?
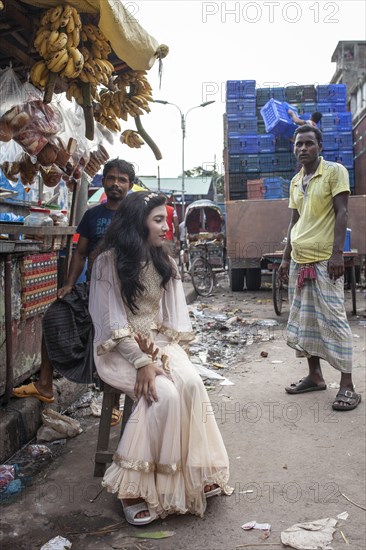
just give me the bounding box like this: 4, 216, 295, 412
5, 1, 35, 33
0, 36, 35, 68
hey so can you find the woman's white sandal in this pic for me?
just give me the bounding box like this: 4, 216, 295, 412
121, 501, 156, 526
205, 486, 222, 498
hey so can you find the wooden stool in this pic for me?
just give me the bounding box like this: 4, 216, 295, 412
94, 383, 134, 477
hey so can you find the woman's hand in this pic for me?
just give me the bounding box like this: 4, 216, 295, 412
135, 333, 159, 362
134, 363, 167, 405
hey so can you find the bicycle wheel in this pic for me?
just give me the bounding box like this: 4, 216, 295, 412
272, 267, 284, 316
191, 257, 214, 296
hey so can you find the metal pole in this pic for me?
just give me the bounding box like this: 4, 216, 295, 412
181, 113, 185, 219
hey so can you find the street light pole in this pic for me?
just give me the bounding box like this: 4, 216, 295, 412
155, 99, 215, 219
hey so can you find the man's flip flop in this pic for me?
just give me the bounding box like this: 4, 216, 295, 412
285, 378, 327, 394
12, 382, 55, 403
332, 389, 362, 411
110, 408, 122, 427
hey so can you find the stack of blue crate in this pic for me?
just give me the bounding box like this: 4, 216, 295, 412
225, 83, 354, 200
263, 177, 290, 199
226, 80, 258, 199
315, 84, 354, 192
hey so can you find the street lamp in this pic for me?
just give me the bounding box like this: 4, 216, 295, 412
154, 99, 215, 219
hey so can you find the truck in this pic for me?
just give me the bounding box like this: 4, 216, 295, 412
224, 81, 366, 291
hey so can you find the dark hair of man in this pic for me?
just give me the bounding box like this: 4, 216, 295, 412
100, 191, 176, 313
294, 124, 323, 146
102, 159, 135, 183
310, 111, 322, 123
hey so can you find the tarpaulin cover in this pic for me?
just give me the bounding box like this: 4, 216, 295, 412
21, 0, 162, 70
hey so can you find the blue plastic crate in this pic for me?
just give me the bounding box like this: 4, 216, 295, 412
229, 173, 247, 189
242, 154, 260, 172
228, 154, 244, 173
226, 80, 256, 99
276, 152, 296, 171
300, 102, 317, 113
317, 102, 347, 113
271, 87, 286, 101
286, 86, 303, 103
226, 99, 256, 117
228, 134, 259, 154
322, 132, 338, 151
227, 116, 258, 135
260, 99, 298, 138
336, 151, 354, 169
228, 154, 260, 173
317, 84, 346, 104
321, 112, 352, 133
259, 134, 275, 153
260, 153, 276, 172
337, 132, 353, 150
256, 87, 272, 106
323, 151, 354, 169
337, 112, 353, 131
275, 135, 293, 152
301, 85, 317, 103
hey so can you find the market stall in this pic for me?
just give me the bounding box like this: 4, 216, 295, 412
0, 0, 168, 400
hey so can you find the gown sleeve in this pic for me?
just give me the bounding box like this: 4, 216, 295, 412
88, 251, 154, 369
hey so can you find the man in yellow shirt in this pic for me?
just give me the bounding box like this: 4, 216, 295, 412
278, 125, 361, 411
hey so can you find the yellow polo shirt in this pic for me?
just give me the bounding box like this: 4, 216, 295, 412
289, 157, 350, 263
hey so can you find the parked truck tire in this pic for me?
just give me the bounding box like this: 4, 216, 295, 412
246, 268, 261, 290
229, 266, 245, 291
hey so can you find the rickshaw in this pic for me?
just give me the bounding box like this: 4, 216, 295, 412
182, 199, 225, 296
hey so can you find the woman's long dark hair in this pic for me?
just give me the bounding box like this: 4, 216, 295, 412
99, 191, 176, 313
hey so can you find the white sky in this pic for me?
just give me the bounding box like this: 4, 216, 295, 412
111, 0, 366, 178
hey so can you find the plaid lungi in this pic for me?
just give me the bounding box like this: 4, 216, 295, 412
287, 260, 353, 373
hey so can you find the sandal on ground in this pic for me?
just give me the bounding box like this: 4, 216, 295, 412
12, 382, 55, 403
121, 500, 157, 526
332, 389, 361, 411
285, 377, 327, 394
110, 408, 122, 427
204, 484, 222, 498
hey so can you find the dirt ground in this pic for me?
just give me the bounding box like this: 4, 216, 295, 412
1, 274, 365, 550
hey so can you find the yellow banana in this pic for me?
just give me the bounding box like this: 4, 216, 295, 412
91, 43, 102, 59
40, 11, 51, 27
34, 28, 50, 50
68, 47, 84, 69
48, 32, 68, 52
66, 14, 75, 33
71, 27, 80, 47
48, 31, 59, 46
47, 49, 68, 72
80, 46, 89, 62
38, 39, 49, 59
30, 60, 48, 85
60, 55, 75, 78
49, 5, 63, 23
83, 24, 97, 41
81, 29, 88, 42
71, 7, 82, 29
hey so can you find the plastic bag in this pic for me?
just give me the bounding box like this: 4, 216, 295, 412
0, 67, 23, 118
41, 408, 82, 438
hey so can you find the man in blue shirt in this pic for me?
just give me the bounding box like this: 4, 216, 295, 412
13, 159, 134, 425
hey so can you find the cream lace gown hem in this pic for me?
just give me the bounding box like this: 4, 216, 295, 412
88, 253, 231, 518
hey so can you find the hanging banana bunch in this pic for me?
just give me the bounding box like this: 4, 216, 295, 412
31, 3, 84, 90
121, 130, 145, 149
114, 69, 154, 119
77, 23, 114, 87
